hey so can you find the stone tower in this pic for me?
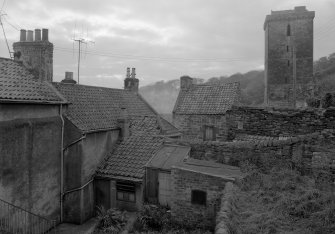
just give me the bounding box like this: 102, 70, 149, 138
124, 67, 139, 93
13, 29, 53, 82
264, 6, 315, 108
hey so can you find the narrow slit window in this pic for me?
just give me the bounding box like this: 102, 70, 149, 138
288, 60, 290, 67
287, 24, 291, 36
287, 46, 289, 52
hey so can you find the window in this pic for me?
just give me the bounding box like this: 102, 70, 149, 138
288, 60, 290, 67
203, 125, 216, 141
287, 45, 289, 52
116, 182, 136, 202
287, 24, 291, 36
191, 190, 206, 206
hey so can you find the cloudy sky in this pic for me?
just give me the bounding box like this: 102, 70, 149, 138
0, 0, 334, 88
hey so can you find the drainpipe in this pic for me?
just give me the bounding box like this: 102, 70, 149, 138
59, 104, 64, 223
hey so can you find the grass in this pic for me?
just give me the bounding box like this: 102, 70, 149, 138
232, 168, 335, 234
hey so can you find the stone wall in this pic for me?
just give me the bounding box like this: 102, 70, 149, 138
173, 114, 228, 141
170, 166, 228, 229
215, 182, 237, 234
166, 129, 335, 174
227, 106, 335, 139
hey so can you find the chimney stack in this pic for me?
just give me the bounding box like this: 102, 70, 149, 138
27, 30, 34, 42
42, 28, 48, 41
61, 71, 77, 84
180, 76, 193, 90
117, 107, 130, 140
35, 29, 41, 41
20, 29, 26, 41
13, 28, 53, 82
124, 67, 139, 93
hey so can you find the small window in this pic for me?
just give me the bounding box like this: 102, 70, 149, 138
288, 60, 290, 67
191, 190, 206, 206
287, 24, 291, 36
287, 46, 289, 52
116, 182, 136, 202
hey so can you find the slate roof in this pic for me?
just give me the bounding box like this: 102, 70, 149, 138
0, 58, 65, 104
173, 158, 243, 181
96, 116, 164, 180
146, 144, 190, 170
53, 83, 156, 133
173, 82, 240, 114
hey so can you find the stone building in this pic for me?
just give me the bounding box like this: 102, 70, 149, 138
173, 76, 240, 141
264, 6, 315, 108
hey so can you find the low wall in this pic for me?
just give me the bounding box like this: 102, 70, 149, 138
215, 182, 237, 234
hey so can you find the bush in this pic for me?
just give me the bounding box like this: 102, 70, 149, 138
134, 204, 212, 233
95, 206, 128, 233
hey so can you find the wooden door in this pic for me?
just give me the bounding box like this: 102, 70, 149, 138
158, 172, 171, 207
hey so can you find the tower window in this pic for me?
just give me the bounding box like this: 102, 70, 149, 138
287, 46, 289, 52
287, 24, 291, 36
288, 60, 290, 67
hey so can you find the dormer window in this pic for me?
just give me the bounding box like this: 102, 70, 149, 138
287, 24, 291, 36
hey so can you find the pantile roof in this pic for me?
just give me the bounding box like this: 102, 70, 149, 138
53, 83, 156, 133
96, 116, 164, 180
0, 58, 65, 104
173, 82, 240, 114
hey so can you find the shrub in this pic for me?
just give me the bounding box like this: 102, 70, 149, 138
95, 206, 128, 233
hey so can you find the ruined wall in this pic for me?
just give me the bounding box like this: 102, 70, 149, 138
166, 129, 335, 175
173, 114, 228, 141
227, 106, 335, 138
171, 167, 228, 228
63, 129, 119, 224
0, 117, 62, 221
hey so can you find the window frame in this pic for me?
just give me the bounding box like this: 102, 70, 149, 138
116, 181, 136, 203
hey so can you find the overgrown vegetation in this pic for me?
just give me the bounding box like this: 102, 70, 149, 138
232, 167, 335, 234
94, 206, 128, 233
133, 204, 212, 233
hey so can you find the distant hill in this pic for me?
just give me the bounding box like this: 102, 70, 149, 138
139, 53, 335, 114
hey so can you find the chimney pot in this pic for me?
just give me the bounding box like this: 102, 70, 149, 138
27, 30, 33, 42
65, 71, 74, 80
126, 67, 131, 78
35, 29, 41, 41
61, 71, 76, 84
20, 29, 26, 41
42, 28, 48, 41
131, 68, 136, 78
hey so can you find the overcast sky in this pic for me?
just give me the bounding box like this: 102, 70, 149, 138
0, 0, 334, 88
